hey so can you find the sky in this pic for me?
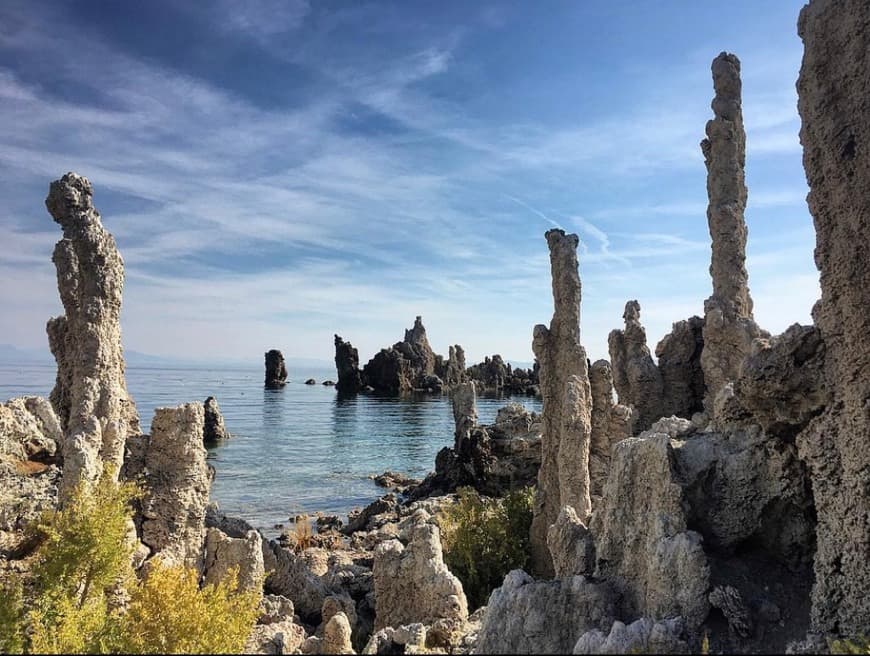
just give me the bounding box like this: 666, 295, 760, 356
0, 0, 818, 367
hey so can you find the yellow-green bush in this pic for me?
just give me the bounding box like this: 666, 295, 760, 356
437, 486, 534, 610
120, 561, 260, 654
830, 637, 870, 655
0, 471, 261, 655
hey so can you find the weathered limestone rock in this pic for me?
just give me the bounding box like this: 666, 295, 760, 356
673, 425, 815, 568
202, 527, 265, 592
266, 546, 330, 621
589, 360, 632, 499
699, 54, 766, 412
247, 597, 308, 656
203, 396, 229, 443
265, 350, 288, 388
475, 569, 618, 655
0, 397, 61, 462
140, 403, 209, 571
322, 612, 354, 655
44, 172, 140, 501
656, 316, 706, 419
334, 335, 363, 394
398, 316, 436, 377
573, 618, 688, 655
590, 434, 710, 631
547, 505, 594, 578
452, 382, 477, 450
608, 301, 665, 433
372, 517, 468, 630
362, 347, 412, 395
361, 316, 444, 394
530, 229, 593, 576
734, 324, 827, 437
467, 354, 539, 394
796, 0, 870, 634
709, 585, 752, 638
444, 344, 467, 386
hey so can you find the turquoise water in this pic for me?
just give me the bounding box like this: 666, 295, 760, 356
0, 362, 541, 535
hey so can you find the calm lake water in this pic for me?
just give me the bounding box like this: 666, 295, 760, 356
0, 362, 541, 535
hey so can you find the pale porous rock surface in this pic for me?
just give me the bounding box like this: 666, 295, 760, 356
573, 617, 688, 655
797, 0, 870, 635
246, 595, 307, 656
45, 172, 140, 502
656, 316, 706, 420
608, 300, 665, 433
372, 515, 468, 630
139, 403, 209, 571
0, 397, 61, 461
334, 334, 364, 394
202, 527, 265, 592
590, 434, 710, 631
529, 229, 592, 576
264, 349, 288, 388
546, 505, 594, 578
475, 569, 618, 655
203, 396, 229, 443
266, 546, 331, 621
589, 359, 632, 499
699, 54, 766, 413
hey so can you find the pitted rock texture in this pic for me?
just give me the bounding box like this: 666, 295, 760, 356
203, 396, 229, 443
734, 324, 828, 437
0, 397, 61, 462
452, 382, 478, 450
797, 0, 870, 635
673, 426, 815, 569
140, 403, 209, 571
547, 505, 594, 578
334, 334, 363, 394
589, 361, 633, 500
573, 618, 688, 655
44, 172, 140, 501
591, 434, 710, 631
372, 517, 468, 630
266, 546, 330, 622
656, 316, 706, 419
203, 527, 265, 592
475, 569, 618, 655
264, 350, 288, 389
699, 54, 766, 411
530, 229, 593, 576
608, 300, 665, 433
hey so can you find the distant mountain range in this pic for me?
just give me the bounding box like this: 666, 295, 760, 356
0, 344, 332, 370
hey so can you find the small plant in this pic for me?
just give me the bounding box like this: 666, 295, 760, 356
290, 514, 313, 552
120, 561, 260, 654
0, 470, 261, 654
437, 486, 534, 610
829, 636, 870, 655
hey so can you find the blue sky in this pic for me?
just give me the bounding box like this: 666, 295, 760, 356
0, 0, 817, 366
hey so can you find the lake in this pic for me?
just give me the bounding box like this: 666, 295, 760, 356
0, 362, 541, 535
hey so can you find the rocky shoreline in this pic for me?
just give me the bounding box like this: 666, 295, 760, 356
2, 2, 870, 653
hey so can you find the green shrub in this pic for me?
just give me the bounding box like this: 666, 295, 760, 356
829, 637, 870, 655
437, 486, 534, 610
0, 470, 261, 654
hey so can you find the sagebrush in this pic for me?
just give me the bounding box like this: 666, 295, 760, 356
437, 486, 534, 610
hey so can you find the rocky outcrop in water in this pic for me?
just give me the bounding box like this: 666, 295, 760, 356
796, 0, 870, 635
608, 300, 664, 434
264, 350, 288, 389
334, 335, 363, 394
588, 360, 632, 500
203, 396, 229, 443
44, 173, 140, 502
466, 354, 539, 395
655, 316, 706, 420
699, 54, 767, 414
435, 344, 467, 387
529, 229, 593, 576
359, 317, 444, 394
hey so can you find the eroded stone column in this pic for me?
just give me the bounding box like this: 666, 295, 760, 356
796, 0, 870, 635
607, 301, 664, 433
655, 316, 706, 419
589, 360, 632, 499
529, 229, 592, 577
451, 381, 477, 451
699, 53, 765, 413
45, 172, 140, 502
334, 335, 363, 394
